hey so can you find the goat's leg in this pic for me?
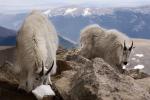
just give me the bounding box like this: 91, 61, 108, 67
18, 72, 28, 91
18, 79, 27, 90
47, 75, 52, 85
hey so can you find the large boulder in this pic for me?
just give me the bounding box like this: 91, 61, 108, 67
70, 58, 150, 100
54, 52, 150, 100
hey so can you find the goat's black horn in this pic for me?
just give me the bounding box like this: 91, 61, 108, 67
39, 62, 44, 76
129, 41, 133, 50
124, 40, 127, 50
45, 61, 54, 75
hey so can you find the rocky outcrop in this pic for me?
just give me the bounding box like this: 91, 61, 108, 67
53, 50, 150, 100
70, 58, 150, 100
0, 46, 16, 67
0, 47, 150, 100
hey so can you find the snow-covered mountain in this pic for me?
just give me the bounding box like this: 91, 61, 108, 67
44, 5, 150, 17
46, 5, 150, 41
0, 13, 27, 30
0, 5, 150, 43
44, 6, 114, 17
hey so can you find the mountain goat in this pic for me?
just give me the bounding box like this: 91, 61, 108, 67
79, 24, 134, 72
16, 10, 58, 92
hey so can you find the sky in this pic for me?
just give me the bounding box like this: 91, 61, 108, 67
0, 0, 150, 13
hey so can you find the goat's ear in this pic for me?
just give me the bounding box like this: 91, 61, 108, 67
39, 62, 44, 76
45, 61, 54, 76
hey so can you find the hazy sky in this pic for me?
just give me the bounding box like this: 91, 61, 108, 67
0, 0, 150, 13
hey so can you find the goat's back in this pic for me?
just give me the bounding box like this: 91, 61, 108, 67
79, 24, 130, 59
16, 11, 58, 72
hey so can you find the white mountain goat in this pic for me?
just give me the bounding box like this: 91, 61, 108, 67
79, 24, 134, 71
16, 10, 58, 92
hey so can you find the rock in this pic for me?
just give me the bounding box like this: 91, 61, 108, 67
0, 81, 37, 100
0, 47, 150, 100
136, 77, 150, 94
56, 46, 68, 61
53, 71, 76, 100
0, 47, 16, 67
124, 69, 150, 79
69, 58, 150, 100
56, 60, 72, 76
57, 46, 67, 55
53, 52, 150, 100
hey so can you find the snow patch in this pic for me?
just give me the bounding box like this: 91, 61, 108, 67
134, 65, 144, 69
131, 58, 136, 60
64, 8, 77, 15
135, 54, 144, 57
83, 8, 91, 16
43, 9, 51, 16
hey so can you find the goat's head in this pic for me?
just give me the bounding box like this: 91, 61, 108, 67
26, 61, 54, 92
120, 41, 134, 66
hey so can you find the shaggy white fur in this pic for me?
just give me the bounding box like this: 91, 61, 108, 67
79, 24, 133, 71
16, 10, 58, 92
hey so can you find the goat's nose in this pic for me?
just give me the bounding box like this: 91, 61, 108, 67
123, 62, 127, 65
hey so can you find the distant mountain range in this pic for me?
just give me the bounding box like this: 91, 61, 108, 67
0, 26, 16, 37
0, 13, 27, 30
47, 5, 150, 41
0, 5, 150, 47
0, 26, 75, 48
0, 26, 16, 45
